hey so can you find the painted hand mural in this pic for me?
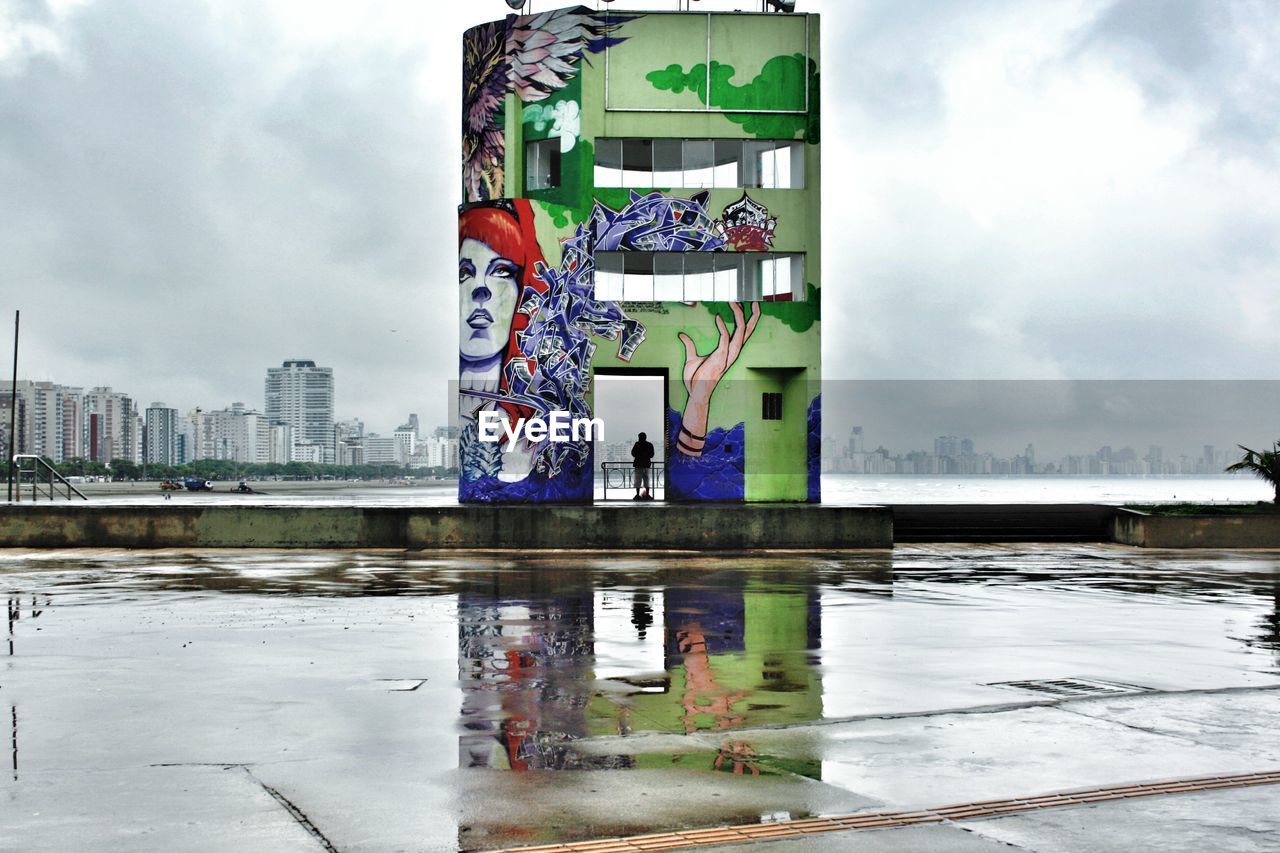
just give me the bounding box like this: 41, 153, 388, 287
588, 190, 767, 501
675, 302, 760, 458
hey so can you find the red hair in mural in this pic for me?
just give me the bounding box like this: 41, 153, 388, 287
458, 199, 549, 420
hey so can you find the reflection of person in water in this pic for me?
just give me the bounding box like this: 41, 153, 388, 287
458, 200, 548, 482
675, 302, 760, 458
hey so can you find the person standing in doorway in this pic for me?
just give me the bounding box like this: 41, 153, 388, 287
631, 432, 655, 500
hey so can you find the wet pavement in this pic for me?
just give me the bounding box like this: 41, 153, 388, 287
1, 545, 1277, 851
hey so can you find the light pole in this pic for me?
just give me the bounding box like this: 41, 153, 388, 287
7, 311, 18, 503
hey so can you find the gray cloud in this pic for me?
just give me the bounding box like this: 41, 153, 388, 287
2, 0, 1278, 435
822, 0, 1280, 384
2, 0, 463, 427
1076, 0, 1280, 154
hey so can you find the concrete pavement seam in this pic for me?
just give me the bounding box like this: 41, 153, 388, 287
239, 766, 339, 853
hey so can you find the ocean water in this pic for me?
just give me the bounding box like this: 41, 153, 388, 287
61, 475, 1273, 506
818, 475, 1274, 505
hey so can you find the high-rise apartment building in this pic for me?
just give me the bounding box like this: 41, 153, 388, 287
84, 387, 140, 464
458, 5, 820, 503
265, 360, 335, 464
176, 414, 199, 465
60, 387, 85, 461
334, 418, 364, 466
1, 380, 69, 462
393, 423, 417, 464
192, 403, 270, 464
144, 403, 179, 465
0, 390, 25, 461
268, 422, 294, 465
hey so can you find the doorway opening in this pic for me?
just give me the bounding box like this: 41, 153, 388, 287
593, 370, 667, 501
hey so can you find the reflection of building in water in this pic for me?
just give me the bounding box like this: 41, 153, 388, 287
643, 578, 823, 777
457, 573, 633, 771
456, 570, 823, 779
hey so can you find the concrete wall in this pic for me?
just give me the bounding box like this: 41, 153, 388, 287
1113, 508, 1280, 548
0, 505, 891, 550
12, 504, 1280, 550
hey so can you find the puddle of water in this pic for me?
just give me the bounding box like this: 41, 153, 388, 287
1, 548, 1277, 848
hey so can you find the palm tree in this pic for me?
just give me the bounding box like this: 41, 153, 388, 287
1225, 441, 1280, 503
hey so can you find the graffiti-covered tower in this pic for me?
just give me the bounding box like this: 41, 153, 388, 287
459, 5, 820, 503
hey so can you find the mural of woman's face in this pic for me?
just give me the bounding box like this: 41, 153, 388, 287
459, 237, 521, 362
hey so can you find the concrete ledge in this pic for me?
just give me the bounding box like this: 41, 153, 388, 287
0, 504, 893, 550
1114, 508, 1280, 548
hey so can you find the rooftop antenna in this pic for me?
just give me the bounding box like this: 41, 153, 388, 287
766, 0, 797, 10
504, 0, 529, 13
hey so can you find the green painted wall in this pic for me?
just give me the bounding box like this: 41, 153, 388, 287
461, 9, 821, 503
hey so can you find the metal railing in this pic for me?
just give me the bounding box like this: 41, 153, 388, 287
600, 462, 665, 500
10, 455, 88, 501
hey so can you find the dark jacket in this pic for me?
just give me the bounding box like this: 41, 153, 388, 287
631, 440, 655, 468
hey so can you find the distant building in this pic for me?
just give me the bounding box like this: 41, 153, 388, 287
144, 403, 179, 465
84, 387, 141, 464
178, 414, 199, 465
363, 434, 398, 465
0, 390, 26, 461
334, 418, 364, 467
0, 380, 79, 463
393, 426, 417, 464
192, 403, 270, 463
848, 426, 864, 455
422, 435, 450, 468
341, 443, 365, 466
265, 359, 335, 464
291, 441, 325, 465
269, 422, 294, 465
60, 387, 85, 461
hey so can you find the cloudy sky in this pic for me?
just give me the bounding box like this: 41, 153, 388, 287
3, 0, 1278, 435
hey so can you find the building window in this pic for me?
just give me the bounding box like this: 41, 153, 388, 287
762, 393, 783, 420
594, 138, 803, 189
622, 139, 652, 187
593, 252, 805, 302
525, 138, 561, 191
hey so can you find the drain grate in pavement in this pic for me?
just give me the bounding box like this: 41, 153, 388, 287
986, 677, 1151, 698
495, 770, 1280, 852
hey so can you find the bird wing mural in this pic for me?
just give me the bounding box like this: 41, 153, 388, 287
462, 8, 634, 203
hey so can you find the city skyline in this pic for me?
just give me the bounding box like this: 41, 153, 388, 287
1, 366, 459, 470
3, 1, 1277, 432
825, 428, 1249, 478
9, 373, 1280, 472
